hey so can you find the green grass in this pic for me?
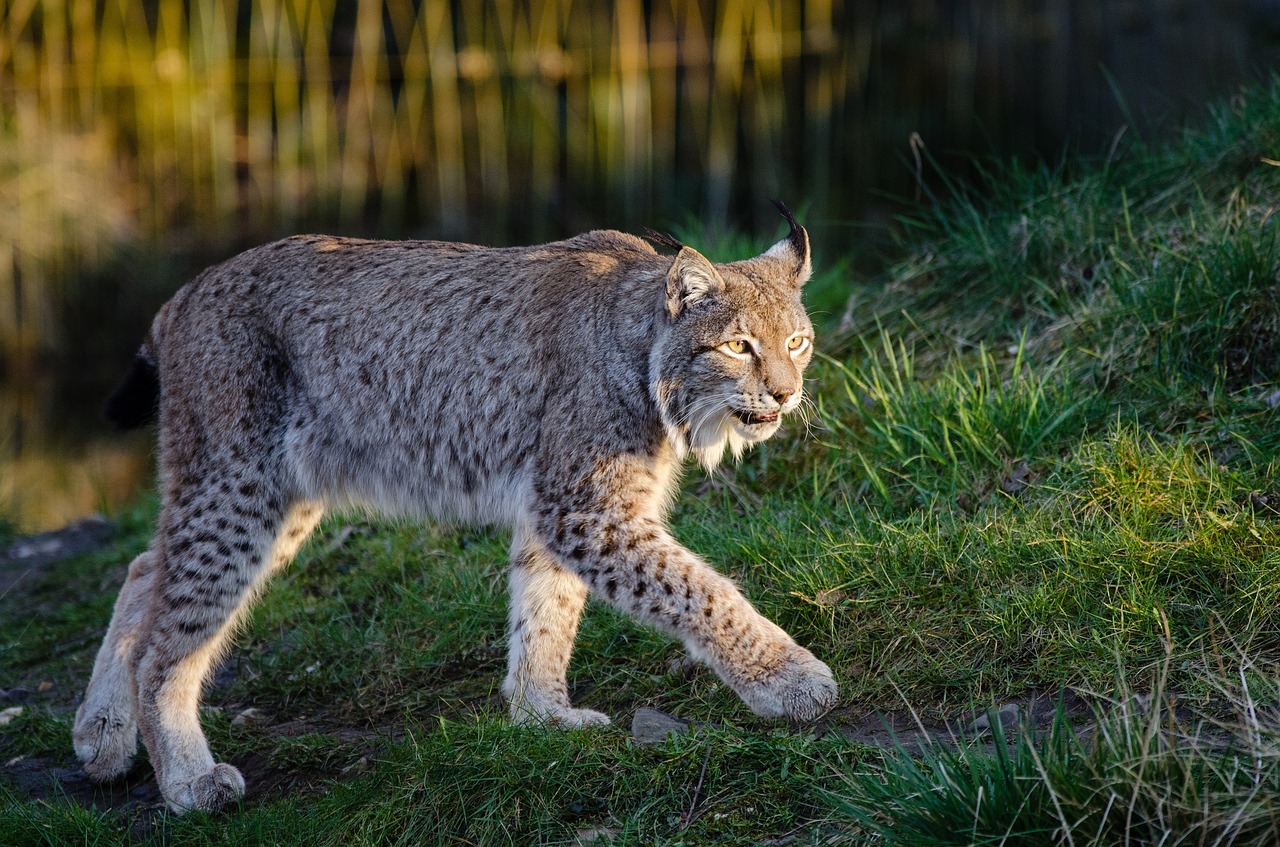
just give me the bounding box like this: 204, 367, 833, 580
5, 79, 1280, 845
1, 720, 854, 847
835, 666, 1280, 845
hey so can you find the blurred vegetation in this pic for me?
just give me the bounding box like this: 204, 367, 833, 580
1, 0, 846, 363
1, 0, 1276, 367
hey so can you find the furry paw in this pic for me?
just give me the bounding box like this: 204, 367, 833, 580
168, 763, 246, 815
72, 704, 139, 782
737, 645, 838, 722
551, 707, 612, 728
508, 693, 612, 728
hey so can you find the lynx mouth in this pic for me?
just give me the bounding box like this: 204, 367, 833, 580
733, 409, 780, 426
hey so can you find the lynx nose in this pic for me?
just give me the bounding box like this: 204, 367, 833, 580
771, 388, 794, 406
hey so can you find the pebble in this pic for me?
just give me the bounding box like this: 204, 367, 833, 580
574, 827, 617, 845
340, 756, 370, 774
231, 707, 265, 728
665, 656, 701, 678
969, 702, 1022, 735
630, 707, 690, 746
0, 706, 24, 726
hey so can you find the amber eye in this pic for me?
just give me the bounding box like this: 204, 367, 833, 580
725, 339, 750, 355
787, 335, 809, 352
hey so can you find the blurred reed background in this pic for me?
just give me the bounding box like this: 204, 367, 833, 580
1, 0, 1277, 529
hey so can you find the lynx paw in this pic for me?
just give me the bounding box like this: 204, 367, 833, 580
167, 763, 246, 815
508, 694, 611, 728
73, 705, 139, 782
551, 707, 612, 728
738, 645, 838, 723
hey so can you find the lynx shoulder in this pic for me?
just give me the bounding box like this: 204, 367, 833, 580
74, 206, 837, 814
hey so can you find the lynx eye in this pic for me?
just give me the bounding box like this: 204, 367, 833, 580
787, 335, 810, 353
720, 339, 752, 356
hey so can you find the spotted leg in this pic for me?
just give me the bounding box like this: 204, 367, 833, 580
129, 486, 322, 815
502, 528, 609, 727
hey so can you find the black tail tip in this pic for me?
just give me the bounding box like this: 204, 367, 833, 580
103, 355, 160, 430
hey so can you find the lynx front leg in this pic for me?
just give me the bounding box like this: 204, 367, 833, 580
74, 550, 158, 781
132, 496, 323, 814
542, 513, 836, 723
503, 531, 610, 726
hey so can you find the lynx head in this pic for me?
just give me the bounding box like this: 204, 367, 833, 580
649, 204, 814, 471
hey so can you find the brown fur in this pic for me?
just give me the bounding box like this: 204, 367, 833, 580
74, 217, 836, 813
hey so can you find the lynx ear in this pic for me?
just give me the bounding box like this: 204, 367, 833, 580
666, 246, 724, 318
763, 199, 811, 287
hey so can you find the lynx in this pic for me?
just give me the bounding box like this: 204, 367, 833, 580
73, 205, 837, 814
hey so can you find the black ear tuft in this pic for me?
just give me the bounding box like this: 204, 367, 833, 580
766, 199, 812, 286
643, 228, 685, 251
770, 199, 807, 257
770, 199, 800, 231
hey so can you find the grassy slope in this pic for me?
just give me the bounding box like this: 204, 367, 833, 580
4, 81, 1280, 844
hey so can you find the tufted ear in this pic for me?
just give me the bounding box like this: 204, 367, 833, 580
665, 246, 724, 318
762, 199, 811, 287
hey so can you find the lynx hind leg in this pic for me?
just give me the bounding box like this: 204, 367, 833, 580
132, 494, 323, 815
74, 549, 159, 781
503, 535, 610, 727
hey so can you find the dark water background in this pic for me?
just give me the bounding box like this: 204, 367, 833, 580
3, 0, 1279, 530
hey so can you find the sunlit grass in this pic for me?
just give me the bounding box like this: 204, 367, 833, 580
818, 333, 1097, 506
3, 73, 1280, 847
835, 659, 1280, 846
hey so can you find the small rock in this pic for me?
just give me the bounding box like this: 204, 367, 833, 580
0, 706, 24, 726
566, 797, 607, 817
340, 756, 370, 774
231, 707, 265, 728
37, 681, 53, 693
3, 515, 113, 565
574, 827, 616, 846
288, 662, 321, 681
1000, 461, 1034, 497
631, 707, 690, 746
970, 702, 1021, 735
6, 537, 65, 560
666, 656, 701, 678
1248, 491, 1280, 516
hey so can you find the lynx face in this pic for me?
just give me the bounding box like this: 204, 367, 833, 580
651, 241, 814, 470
